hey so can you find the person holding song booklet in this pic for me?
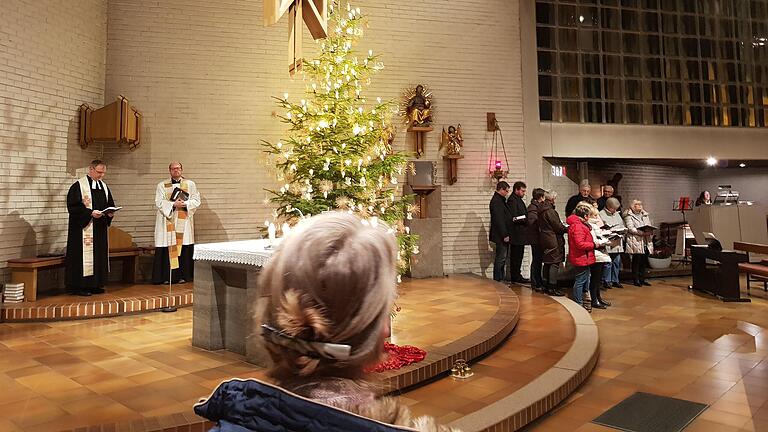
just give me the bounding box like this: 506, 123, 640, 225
152, 161, 201, 284
624, 199, 656, 287
599, 197, 626, 290
65, 159, 117, 297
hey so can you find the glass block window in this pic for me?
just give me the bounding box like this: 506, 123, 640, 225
536, 0, 768, 127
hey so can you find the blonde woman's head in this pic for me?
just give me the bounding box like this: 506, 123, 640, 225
258, 212, 398, 381
631, 199, 643, 213
574, 202, 593, 219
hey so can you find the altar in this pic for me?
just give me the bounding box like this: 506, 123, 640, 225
192, 239, 277, 367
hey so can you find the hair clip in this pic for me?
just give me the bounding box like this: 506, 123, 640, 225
261, 324, 352, 361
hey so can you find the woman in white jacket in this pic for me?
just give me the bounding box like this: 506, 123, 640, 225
598, 198, 625, 289
624, 199, 655, 286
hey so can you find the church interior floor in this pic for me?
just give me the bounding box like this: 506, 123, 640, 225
0, 275, 506, 432
523, 278, 768, 432
0, 308, 260, 432
1, 276, 767, 431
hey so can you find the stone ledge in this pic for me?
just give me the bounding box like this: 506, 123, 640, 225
448, 296, 599, 432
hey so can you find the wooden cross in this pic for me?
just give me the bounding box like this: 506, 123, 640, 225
265, 0, 328, 75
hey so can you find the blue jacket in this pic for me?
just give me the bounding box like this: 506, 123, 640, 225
194, 378, 416, 432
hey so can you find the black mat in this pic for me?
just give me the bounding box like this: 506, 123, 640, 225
592, 392, 708, 432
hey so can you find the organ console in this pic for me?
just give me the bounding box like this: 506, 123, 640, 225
690, 244, 749, 302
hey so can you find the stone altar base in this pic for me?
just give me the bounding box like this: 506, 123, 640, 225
404, 184, 444, 278
192, 260, 270, 366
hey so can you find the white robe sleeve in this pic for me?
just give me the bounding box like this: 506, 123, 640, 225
185, 180, 201, 216
156, 182, 174, 218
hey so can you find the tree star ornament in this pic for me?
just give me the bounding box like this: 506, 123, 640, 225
264, 0, 329, 75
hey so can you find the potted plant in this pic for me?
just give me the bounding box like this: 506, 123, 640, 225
648, 240, 673, 269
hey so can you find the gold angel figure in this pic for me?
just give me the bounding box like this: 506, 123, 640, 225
440, 124, 463, 155
382, 124, 396, 155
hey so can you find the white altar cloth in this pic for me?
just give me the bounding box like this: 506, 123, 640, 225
193, 239, 279, 267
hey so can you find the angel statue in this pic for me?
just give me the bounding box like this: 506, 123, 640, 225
440, 124, 463, 155
382, 124, 396, 155
406, 85, 432, 127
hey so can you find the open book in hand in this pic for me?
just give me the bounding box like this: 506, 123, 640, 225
637, 224, 658, 232
170, 188, 190, 201
101, 206, 122, 213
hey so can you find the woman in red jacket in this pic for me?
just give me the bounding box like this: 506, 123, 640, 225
567, 204, 597, 311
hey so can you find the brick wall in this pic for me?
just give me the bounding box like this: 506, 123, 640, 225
0, 0, 107, 282
587, 162, 700, 224
103, 0, 525, 276
541, 160, 701, 225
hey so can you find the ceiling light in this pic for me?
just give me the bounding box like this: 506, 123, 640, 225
739, 163, 746, 168
706, 157, 718, 166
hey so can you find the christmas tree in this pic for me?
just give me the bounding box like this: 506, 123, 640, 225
263, 2, 418, 275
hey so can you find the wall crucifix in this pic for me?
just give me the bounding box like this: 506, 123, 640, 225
264, 0, 328, 75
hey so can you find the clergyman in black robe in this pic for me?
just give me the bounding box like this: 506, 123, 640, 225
65, 160, 116, 296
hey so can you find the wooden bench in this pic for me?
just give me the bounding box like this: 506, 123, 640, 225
6, 227, 145, 302
733, 242, 768, 296
7, 248, 143, 302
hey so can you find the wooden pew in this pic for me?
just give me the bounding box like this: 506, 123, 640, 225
6, 227, 144, 302
734, 242, 768, 296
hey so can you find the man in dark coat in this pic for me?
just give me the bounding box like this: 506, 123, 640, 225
489, 181, 512, 282
65, 159, 116, 296
596, 185, 615, 211
565, 180, 591, 217
539, 191, 568, 296
507, 181, 529, 284
526, 188, 546, 291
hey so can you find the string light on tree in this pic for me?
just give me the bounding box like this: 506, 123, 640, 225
262, 1, 418, 274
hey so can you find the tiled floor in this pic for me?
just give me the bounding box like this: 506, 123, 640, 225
0, 309, 262, 432
6, 275, 764, 432
380, 275, 520, 392
391, 276, 503, 349
397, 287, 576, 426
0, 275, 506, 432
524, 278, 768, 432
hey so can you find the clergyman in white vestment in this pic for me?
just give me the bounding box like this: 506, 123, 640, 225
152, 161, 201, 284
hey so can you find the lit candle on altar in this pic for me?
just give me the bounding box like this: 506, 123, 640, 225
268, 222, 276, 245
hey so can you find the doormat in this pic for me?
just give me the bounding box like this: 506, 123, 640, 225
592, 392, 708, 432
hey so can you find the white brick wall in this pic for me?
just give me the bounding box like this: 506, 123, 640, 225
103, 0, 525, 276
587, 162, 700, 224
0, 0, 107, 281
541, 159, 701, 225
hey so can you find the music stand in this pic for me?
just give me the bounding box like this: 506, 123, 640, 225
673, 197, 693, 263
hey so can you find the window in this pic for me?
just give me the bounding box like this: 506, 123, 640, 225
535, 0, 768, 127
